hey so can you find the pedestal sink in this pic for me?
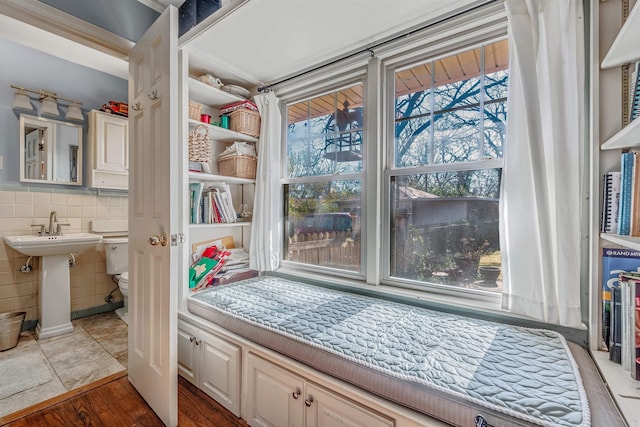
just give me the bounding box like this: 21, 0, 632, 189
4, 233, 103, 339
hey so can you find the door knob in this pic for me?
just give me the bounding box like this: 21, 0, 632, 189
148, 232, 168, 246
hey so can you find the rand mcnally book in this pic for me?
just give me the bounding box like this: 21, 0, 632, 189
602, 248, 640, 351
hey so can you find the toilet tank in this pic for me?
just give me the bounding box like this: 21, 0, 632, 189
103, 237, 128, 275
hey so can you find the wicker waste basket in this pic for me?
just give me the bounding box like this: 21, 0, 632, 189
0, 311, 25, 351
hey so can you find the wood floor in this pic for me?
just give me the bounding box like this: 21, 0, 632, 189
0, 372, 249, 427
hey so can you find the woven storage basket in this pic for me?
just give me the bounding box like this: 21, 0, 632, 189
188, 124, 211, 162
217, 155, 257, 179
189, 101, 203, 120
229, 108, 261, 137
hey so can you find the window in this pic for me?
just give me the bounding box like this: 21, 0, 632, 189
277, 9, 509, 303
388, 40, 509, 291
283, 84, 364, 274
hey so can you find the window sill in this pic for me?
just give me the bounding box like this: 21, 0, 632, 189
591, 350, 640, 426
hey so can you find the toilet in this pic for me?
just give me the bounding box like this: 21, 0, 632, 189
91, 220, 129, 324
104, 237, 129, 324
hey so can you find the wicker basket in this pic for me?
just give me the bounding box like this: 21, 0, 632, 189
217, 155, 257, 179
188, 124, 211, 162
189, 101, 203, 120
229, 108, 261, 137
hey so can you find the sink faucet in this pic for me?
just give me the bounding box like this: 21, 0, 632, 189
49, 211, 57, 235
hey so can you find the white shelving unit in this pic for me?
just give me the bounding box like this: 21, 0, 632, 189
601, 0, 640, 69
183, 48, 257, 256
596, 2, 640, 425
187, 119, 259, 143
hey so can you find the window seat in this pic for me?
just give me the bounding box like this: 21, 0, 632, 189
188, 276, 624, 427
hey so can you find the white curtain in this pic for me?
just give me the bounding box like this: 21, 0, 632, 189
249, 91, 282, 271
501, 0, 584, 327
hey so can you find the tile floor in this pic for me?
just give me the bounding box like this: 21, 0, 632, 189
0, 312, 127, 418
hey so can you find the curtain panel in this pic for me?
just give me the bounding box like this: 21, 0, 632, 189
501, 0, 585, 327
250, 91, 282, 271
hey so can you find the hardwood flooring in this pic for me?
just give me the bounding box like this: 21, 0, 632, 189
0, 372, 249, 427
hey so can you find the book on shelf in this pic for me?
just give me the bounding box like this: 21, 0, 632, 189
189, 182, 204, 224
631, 61, 640, 122
611, 285, 623, 363
631, 152, 640, 236
617, 152, 635, 235
601, 171, 621, 233
602, 248, 640, 352
618, 272, 640, 380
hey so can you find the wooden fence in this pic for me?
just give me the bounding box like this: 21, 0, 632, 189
286, 231, 361, 270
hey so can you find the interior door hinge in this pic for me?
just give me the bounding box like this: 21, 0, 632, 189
171, 233, 185, 246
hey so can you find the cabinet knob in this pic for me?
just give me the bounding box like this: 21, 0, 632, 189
292, 388, 301, 399
131, 102, 141, 111
148, 90, 159, 100
304, 395, 314, 407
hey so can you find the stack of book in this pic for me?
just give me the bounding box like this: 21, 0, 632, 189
189, 182, 238, 224
601, 151, 640, 236
613, 272, 640, 380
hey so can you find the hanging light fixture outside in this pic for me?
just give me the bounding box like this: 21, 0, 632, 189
12, 89, 33, 110
65, 104, 84, 121
40, 96, 59, 116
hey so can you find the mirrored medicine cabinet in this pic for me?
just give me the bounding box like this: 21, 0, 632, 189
19, 114, 83, 186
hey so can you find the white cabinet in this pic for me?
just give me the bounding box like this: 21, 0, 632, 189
87, 110, 129, 190
178, 319, 241, 416
245, 353, 394, 427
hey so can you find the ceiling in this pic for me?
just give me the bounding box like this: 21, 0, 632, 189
186, 0, 487, 86
1, 0, 490, 87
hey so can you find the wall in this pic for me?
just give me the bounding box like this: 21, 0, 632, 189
0, 188, 128, 321
0, 37, 129, 323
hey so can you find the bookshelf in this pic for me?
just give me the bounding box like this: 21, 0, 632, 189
596, 2, 640, 424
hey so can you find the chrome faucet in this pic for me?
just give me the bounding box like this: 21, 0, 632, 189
49, 211, 57, 235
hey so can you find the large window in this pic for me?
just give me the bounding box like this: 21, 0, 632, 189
283, 84, 364, 273
389, 40, 509, 291
278, 27, 509, 302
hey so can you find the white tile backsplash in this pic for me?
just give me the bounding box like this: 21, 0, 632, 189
0, 189, 128, 320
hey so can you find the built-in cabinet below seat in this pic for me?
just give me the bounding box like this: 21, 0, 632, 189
87, 110, 129, 190
245, 352, 394, 427
177, 319, 241, 417
177, 314, 447, 427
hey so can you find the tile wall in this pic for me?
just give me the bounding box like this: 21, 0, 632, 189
0, 188, 128, 322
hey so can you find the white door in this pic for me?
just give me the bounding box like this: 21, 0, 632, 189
128, 6, 179, 426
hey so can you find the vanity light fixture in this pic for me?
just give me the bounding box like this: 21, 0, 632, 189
9, 84, 83, 120
12, 89, 33, 110
40, 95, 59, 116
65, 104, 84, 121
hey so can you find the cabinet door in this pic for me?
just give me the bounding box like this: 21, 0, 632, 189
246, 353, 305, 427
199, 329, 241, 417
95, 112, 128, 173
177, 321, 199, 385
306, 382, 394, 427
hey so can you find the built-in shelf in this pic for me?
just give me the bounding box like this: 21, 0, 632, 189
601, 233, 640, 250
601, 0, 640, 68
188, 171, 255, 185
189, 77, 245, 107
601, 117, 640, 150
188, 119, 259, 143
591, 351, 640, 426
189, 222, 251, 229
